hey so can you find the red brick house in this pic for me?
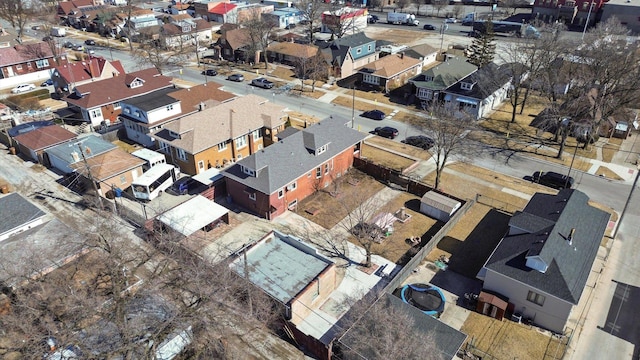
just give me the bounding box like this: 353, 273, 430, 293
222, 116, 366, 220
532, 0, 605, 27
51, 57, 126, 94
62, 68, 174, 129
0, 42, 65, 83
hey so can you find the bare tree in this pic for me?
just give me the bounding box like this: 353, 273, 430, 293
0, 0, 33, 41
501, 0, 522, 16
323, 7, 361, 39
395, 0, 413, 13
368, 0, 384, 13
296, 0, 328, 44
241, 8, 277, 69
414, 105, 476, 190
432, 0, 448, 17
452, 3, 464, 19
293, 51, 328, 93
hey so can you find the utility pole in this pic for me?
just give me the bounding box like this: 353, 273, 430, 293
75, 141, 100, 199
351, 84, 355, 129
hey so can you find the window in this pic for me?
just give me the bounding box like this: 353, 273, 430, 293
113, 102, 121, 110
278, 189, 284, 198
218, 142, 227, 151
527, 291, 546, 306
425, 76, 433, 82
16, 64, 22, 70
166, 104, 174, 111
120, 175, 127, 184
287, 181, 297, 191
316, 145, 327, 155
198, 160, 205, 171
35, 59, 49, 68
249, 192, 256, 201
252, 129, 261, 141
235, 136, 247, 149
27, 62, 32, 68
316, 167, 321, 178
130, 79, 143, 88
324, 163, 329, 175
158, 142, 169, 154
124, 107, 131, 114
362, 74, 379, 85
368, 45, 372, 52
90, 109, 101, 118
169, 130, 180, 139
242, 166, 255, 176
461, 82, 474, 90
176, 148, 187, 161
417, 88, 433, 99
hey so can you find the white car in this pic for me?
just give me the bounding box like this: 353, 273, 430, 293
445, 18, 457, 23
197, 46, 207, 52
11, 84, 36, 94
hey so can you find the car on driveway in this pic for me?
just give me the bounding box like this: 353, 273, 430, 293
361, 109, 386, 120
84, 39, 96, 45
166, 176, 198, 196
374, 126, 399, 139
251, 77, 274, 89
41, 79, 53, 87
11, 84, 36, 94
423, 24, 436, 30
402, 135, 434, 150
201, 69, 218, 76
227, 73, 244, 82
532, 171, 574, 189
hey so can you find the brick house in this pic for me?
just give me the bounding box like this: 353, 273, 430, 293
51, 57, 125, 95
152, 94, 287, 175
532, 0, 605, 28
121, 83, 236, 148
222, 116, 367, 220
0, 42, 64, 86
213, 27, 252, 62
357, 53, 423, 93
63, 68, 174, 128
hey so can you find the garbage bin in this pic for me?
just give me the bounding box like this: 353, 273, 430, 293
114, 188, 122, 197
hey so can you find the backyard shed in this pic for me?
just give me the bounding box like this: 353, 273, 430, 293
419, 191, 461, 222
156, 195, 229, 237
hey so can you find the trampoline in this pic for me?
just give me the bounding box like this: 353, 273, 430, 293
400, 283, 446, 317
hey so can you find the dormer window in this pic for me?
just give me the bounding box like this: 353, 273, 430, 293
460, 82, 475, 90
425, 76, 433, 81
182, 24, 190, 32
169, 130, 180, 139
240, 165, 255, 176
316, 144, 327, 155
130, 79, 143, 88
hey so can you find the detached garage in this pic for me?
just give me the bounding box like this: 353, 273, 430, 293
419, 191, 461, 222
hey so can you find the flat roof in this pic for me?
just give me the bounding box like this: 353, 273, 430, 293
229, 231, 332, 304
132, 148, 165, 162
157, 195, 229, 237
191, 167, 223, 186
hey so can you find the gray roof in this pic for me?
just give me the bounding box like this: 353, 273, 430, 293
444, 62, 511, 100
228, 231, 333, 304
485, 189, 610, 304
318, 32, 376, 66
45, 135, 116, 165
223, 116, 366, 194
276, 126, 299, 140
340, 294, 467, 360
0, 193, 47, 238
121, 87, 180, 112
410, 57, 477, 91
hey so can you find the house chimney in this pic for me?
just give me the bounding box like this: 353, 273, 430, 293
199, 102, 205, 111
400, 52, 404, 59
568, 228, 575, 245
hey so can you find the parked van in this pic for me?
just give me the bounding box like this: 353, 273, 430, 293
132, 148, 167, 171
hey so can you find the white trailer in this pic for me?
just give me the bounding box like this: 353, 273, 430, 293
387, 12, 419, 26
50, 27, 66, 37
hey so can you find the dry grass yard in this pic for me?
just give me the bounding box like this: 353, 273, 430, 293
365, 137, 432, 161
360, 144, 417, 171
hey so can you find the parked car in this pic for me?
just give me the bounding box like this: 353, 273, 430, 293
41, 79, 53, 87
423, 24, 436, 30
197, 46, 208, 52
284, 23, 296, 29
11, 84, 36, 94
42, 35, 53, 42
368, 14, 379, 24
63, 41, 75, 48
84, 39, 96, 45
360, 109, 386, 120
402, 135, 434, 150
251, 77, 274, 89
201, 69, 218, 76
445, 17, 457, 23
166, 176, 198, 196
374, 126, 399, 139
74, 45, 84, 51
532, 171, 574, 189
227, 73, 244, 82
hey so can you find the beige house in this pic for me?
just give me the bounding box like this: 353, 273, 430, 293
357, 53, 423, 93
151, 94, 287, 175
71, 148, 145, 197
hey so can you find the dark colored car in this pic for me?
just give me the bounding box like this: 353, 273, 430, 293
532, 171, 575, 189
361, 109, 386, 120
285, 23, 296, 29
84, 39, 96, 45
368, 15, 379, 24
374, 126, 399, 139
166, 176, 198, 196
402, 135, 434, 150
227, 73, 244, 82
201, 69, 218, 76
251, 77, 274, 89
63, 41, 75, 48
423, 24, 436, 30
41, 79, 53, 87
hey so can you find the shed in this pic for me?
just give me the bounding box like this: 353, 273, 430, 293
156, 195, 229, 237
476, 291, 508, 321
419, 191, 461, 222
613, 121, 630, 139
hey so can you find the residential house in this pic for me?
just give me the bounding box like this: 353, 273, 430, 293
51, 57, 126, 94
57, 0, 105, 27
152, 94, 286, 175
12, 125, 77, 164
357, 53, 423, 93
339, 294, 467, 360
222, 116, 367, 220
442, 62, 511, 120
236, 3, 274, 24
0, 27, 20, 49
45, 134, 117, 174
600, 0, 640, 33
320, 7, 368, 35
479, 189, 609, 333
64, 5, 111, 31
70, 147, 145, 196
0, 193, 47, 242
262, 7, 304, 29
0, 42, 65, 87
122, 8, 160, 38
121, 82, 236, 148
168, 2, 195, 16
213, 27, 252, 62
318, 33, 378, 79
204, 1, 238, 23
404, 43, 439, 68
63, 68, 174, 128
532, 0, 604, 28
409, 57, 477, 108
266, 42, 319, 65
159, 18, 212, 49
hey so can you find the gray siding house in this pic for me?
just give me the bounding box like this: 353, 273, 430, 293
409, 56, 477, 108
479, 189, 609, 334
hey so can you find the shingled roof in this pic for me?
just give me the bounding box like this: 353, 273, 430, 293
357, 53, 422, 79
12, 125, 77, 151
445, 62, 511, 100
0, 42, 54, 67
409, 57, 477, 91
485, 189, 610, 304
